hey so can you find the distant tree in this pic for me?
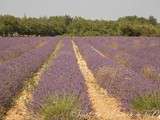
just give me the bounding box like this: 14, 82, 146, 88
119, 23, 141, 36
0, 15, 159, 37
0, 15, 20, 36
149, 16, 157, 25
64, 15, 72, 26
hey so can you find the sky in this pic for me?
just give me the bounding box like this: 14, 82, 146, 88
0, 0, 160, 21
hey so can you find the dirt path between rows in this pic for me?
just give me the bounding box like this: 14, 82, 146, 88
5, 40, 63, 120
72, 41, 131, 120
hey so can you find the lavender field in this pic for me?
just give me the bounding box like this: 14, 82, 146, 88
0, 37, 160, 120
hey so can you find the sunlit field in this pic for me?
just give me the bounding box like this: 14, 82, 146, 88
0, 37, 160, 120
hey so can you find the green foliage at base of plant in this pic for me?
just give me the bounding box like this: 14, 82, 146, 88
40, 95, 81, 120
131, 92, 160, 113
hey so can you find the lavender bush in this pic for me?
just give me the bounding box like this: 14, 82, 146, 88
0, 37, 58, 117
29, 39, 91, 119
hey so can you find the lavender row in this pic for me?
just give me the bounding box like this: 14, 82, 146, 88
30, 39, 91, 114
0, 38, 45, 63
0, 37, 24, 51
0, 38, 58, 112
111, 37, 160, 71
75, 38, 159, 112
84, 36, 160, 51
0, 37, 40, 51
87, 37, 160, 75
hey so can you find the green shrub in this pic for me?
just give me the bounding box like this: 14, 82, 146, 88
40, 95, 81, 120
131, 92, 160, 114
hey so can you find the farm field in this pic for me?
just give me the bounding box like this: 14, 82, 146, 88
0, 37, 160, 120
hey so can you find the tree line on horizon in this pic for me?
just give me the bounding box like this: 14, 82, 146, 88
0, 15, 160, 37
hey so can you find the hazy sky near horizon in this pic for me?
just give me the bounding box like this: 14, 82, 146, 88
0, 0, 160, 21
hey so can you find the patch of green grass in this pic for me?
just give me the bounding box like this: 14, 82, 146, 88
131, 92, 160, 114
40, 95, 81, 120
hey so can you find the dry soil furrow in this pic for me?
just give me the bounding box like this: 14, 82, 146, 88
5, 40, 63, 120
72, 41, 130, 120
